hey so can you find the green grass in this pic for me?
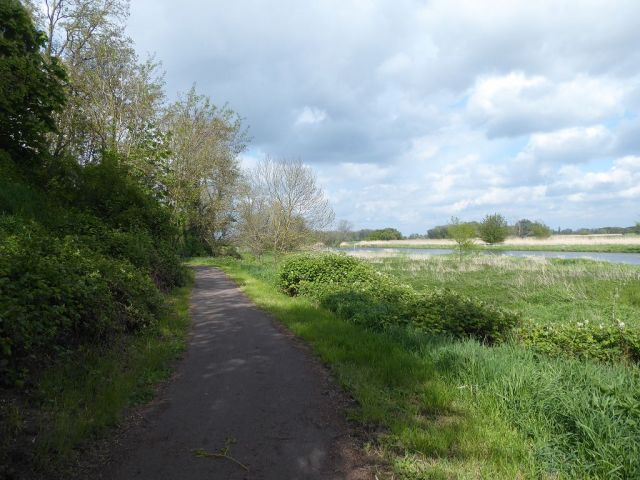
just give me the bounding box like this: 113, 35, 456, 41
368, 255, 640, 329
0, 271, 193, 478
190, 256, 640, 479
344, 242, 640, 253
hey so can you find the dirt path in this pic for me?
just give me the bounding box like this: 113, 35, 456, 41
98, 267, 374, 480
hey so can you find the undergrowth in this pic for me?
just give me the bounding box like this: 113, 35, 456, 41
190, 256, 640, 479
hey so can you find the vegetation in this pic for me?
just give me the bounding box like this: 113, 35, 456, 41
191, 255, 640, 480
371, 254, 640, 363
530, 221, 552, 238
279, 253, 519, 343
478, 213, 509, 244
0, 276, 192, 479
0, 2, 227, 475
447, 217, 477, 257
235, 157, 334, 256
365, 227, 404, 241
163, 87, 248, 254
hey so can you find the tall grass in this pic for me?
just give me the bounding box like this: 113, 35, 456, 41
194, 256, 640, 479
369, 255, 640, 329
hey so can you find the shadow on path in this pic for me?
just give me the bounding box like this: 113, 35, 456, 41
98, 267, 373, 480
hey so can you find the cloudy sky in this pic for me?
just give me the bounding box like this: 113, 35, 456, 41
128, 0, 640, 233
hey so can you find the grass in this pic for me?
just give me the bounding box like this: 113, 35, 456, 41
0, 272, 193, 478
190, 255, 640, 479
345, 236, 640, 253
344, 243, 640, 253
368, 254, 640, 330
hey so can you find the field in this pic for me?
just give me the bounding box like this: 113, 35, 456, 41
365, 254, 640, 330
348, 234, 640, 253
194, 254, 640, 480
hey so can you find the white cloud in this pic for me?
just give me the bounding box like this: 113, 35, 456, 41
517, 126, 613, 164
127, 0, 640, 231
295, 106, 328, 126
467, 73, 628, 137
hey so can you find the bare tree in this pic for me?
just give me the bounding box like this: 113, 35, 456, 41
235, 157, 334, 255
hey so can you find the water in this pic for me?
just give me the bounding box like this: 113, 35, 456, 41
339, 247, 640, 266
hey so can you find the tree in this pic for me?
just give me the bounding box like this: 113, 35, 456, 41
531, 221, 552, 239
479, 213, 509, 244
0, 0, 66, 161
163, 87, 248, 252
320, 219, 354, 247
366, 228, 403, 241
235, 157, 334, 255
28, 0, 165, 163
513, 219, 534, 237
448, 217, 477, 257
427, 225, 449, 239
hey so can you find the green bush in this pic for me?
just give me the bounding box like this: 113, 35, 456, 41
278, 253, 519, 342
518, 320, 640, 363
408, 289, 519, 343
0, 217, 162, 386
479, 213, 509, 244
278, 253, 376, 295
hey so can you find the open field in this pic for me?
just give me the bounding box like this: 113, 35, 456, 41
347, 234, 640, 253
191, 255, 640, 480
366, 254, 640, 329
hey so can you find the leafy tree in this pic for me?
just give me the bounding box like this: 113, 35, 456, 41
0, 0, 66, 161
427, 225, 449, 239
514, 219, 534, 237
366, 228, 403, 241
531, 221, 552, 239
479, 213, 509, 244
164, 87, 248, 253
320, 219, 354, 247
28, 0, 165, 162
447, 217, 477, 258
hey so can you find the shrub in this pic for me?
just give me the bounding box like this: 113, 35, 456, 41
278, 253, 519, 342
518, 320, 640, 363
278, 253, 376, 296
365, 228, 403, 241
531, 221, 552, 239
479, 213, 509, 244
407, 289, 519, 343
0, 216, 162, 386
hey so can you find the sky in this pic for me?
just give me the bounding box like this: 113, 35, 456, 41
127, 0, 640, 234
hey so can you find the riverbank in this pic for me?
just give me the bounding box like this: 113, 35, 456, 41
345, 234, 640, 253
191, 254, 640, 479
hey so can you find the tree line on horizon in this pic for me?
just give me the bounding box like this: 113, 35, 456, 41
320, 215, 640, 247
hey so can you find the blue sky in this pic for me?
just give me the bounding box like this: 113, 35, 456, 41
127, 0, 640, 234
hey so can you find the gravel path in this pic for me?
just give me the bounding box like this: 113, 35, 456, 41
99, 266, 373, 480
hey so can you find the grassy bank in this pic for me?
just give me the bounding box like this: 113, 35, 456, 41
190, 256, 640, 479
369, 255, 640, 330
344, 242, 640, 253
0, 273, 193, 479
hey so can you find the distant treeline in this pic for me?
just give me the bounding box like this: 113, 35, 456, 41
320, 217, 639, 245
